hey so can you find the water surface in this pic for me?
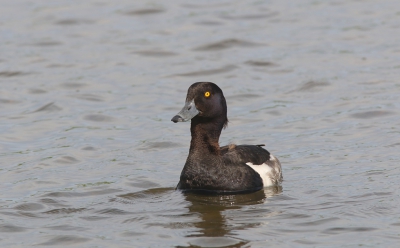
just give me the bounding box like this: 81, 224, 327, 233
1, 0, 400, 247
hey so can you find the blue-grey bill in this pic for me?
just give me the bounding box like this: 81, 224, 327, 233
171, 100, 199, 123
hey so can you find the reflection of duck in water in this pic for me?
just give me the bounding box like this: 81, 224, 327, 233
172, 82, 282, 194
183, 187, 282, 246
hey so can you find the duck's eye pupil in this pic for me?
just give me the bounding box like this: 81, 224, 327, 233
204, 92, 210, 97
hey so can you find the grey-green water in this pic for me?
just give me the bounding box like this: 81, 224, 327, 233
1, 0, 400, 247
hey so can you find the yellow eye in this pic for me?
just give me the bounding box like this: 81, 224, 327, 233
204, 91, 210, 98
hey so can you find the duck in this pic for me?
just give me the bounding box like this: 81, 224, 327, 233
171, 82, 282, 194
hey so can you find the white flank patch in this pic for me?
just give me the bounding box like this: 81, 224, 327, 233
246, 162, 274, 187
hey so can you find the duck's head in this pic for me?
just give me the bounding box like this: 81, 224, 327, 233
171, 82, 228, 128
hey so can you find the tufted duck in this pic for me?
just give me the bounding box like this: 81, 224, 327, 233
171, 82, 282, 194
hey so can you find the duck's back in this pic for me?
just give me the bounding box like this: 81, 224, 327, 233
221, 144, 283, 187
221, 144, 270, 165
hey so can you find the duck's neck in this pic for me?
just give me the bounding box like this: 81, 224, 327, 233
189, 117, 224, 157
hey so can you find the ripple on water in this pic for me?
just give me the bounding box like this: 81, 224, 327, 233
193, 38, 265, 51
220, 12, 279, 20
54, 19, 94, 25
294, 217, 340, 226
350, 110, 395, 119
170, 65, 237, 77
386, 142, 400, 147
71, 94, 105, 102
188, 237, 248, 248
127, 178, 161, 188
244, 60, 277, 67
0, 224, 28, 233
39, 198, 69, 207
294, 81, 330, 92
122, 8, 165, 16
28, 88, 47, 94
37, 235, 90, 246
195, 20, 224, 26
134, 50, 177, 57
95, 208, 132, 215
43, 208, 86, 215
0, 98, 20, 104
182, 187, 282, 206
81, 146, 97, 151
83, 114, 114, 122
322, 227, 378, 235
138, 141, 181, 151
44, 225, 88, 231
29, 102, 62, 113
42, 189, 121, 198
61, 82, 87, 89
54, 156, 80, 164
13, 203, 45, 211
0, 71, 32, 77
115, 187, 174, 201
120, 231, 146, 237
31, 41, 62, 46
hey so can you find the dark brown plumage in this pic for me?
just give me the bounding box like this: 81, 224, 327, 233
171, 82, 282, 194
